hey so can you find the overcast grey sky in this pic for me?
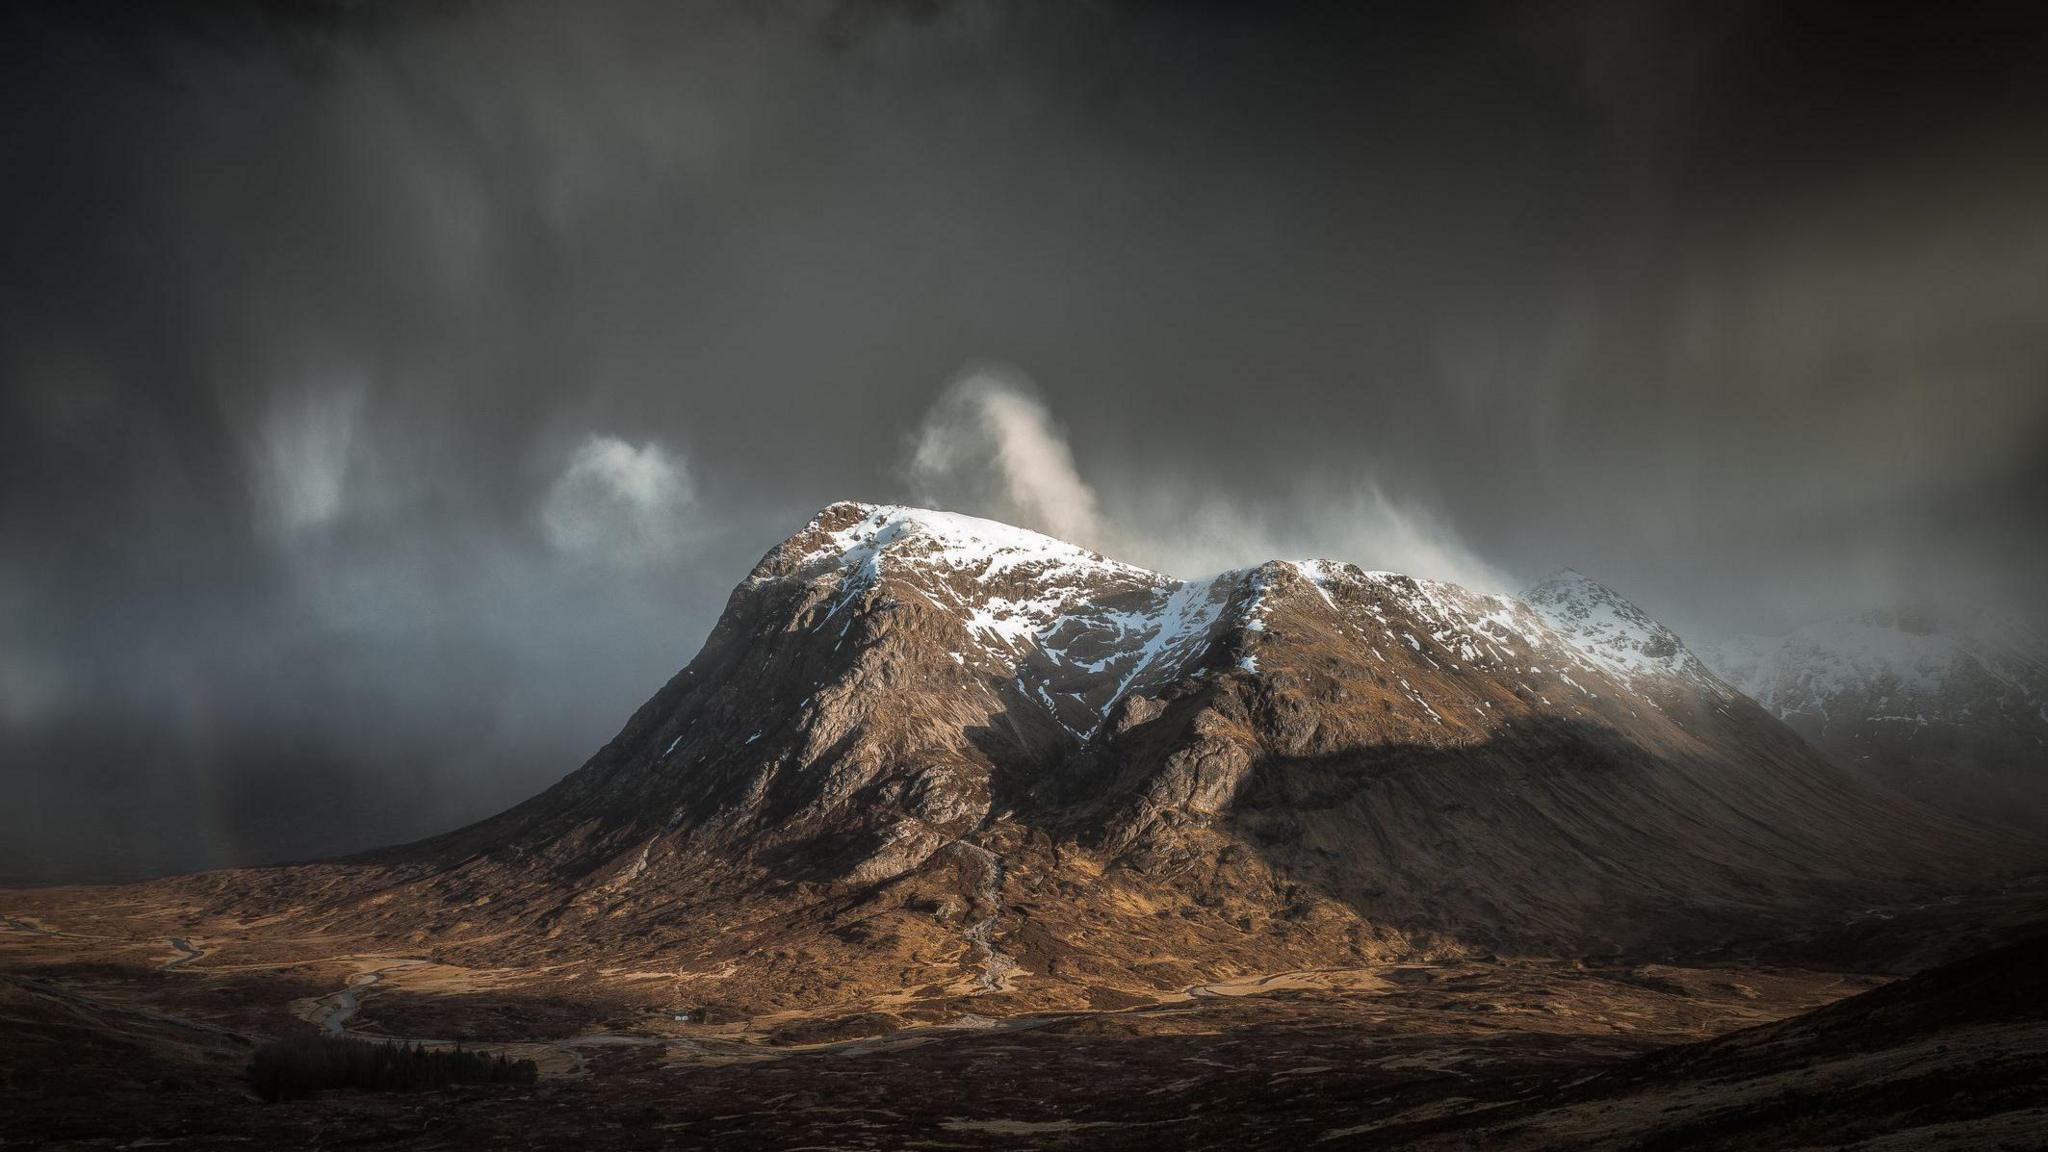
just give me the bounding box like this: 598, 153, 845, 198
4, 1, 2045, 881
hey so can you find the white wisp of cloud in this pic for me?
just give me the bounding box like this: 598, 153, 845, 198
1127, 486, 1513, 594
901, 363, 1507, 593
906, 366, 1104, 548
542, 434, 695, 565
254, 383, 366, 535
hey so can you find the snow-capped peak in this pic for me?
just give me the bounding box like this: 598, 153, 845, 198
1522, 569, 1720, 691
787, 502, 1157, 584
767, 503, 1238, 737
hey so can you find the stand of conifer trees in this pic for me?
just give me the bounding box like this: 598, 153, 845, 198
248, 1035, 538, 1101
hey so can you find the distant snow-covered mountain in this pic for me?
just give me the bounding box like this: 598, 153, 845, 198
1696, 612, 2048, 827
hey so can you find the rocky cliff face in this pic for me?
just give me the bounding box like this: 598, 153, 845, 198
1698, 613, 2048, 828
208, 504, 2025, 1011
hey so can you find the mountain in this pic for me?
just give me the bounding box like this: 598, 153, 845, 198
169, 504, 2019, 1013
1697, 612, 2048, 828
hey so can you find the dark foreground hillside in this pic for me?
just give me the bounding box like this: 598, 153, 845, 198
2, 919, 2044, 1150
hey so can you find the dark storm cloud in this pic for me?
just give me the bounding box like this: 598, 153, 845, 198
3, 0, 2044, 880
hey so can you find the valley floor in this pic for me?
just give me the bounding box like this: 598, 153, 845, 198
4, 897, 2045, 1151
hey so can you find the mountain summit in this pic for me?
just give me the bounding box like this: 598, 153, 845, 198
234, 503, 2011, 1011
1522, 568, 1722, 688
